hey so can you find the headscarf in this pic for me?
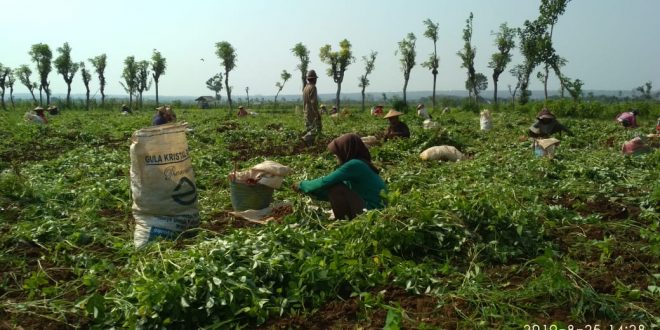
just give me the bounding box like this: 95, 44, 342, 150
327, 133, 379, 173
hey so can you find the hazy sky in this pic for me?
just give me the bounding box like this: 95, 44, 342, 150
1, 0, 659, 98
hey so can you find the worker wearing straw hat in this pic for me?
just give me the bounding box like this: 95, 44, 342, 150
302, 69, 322, 146
383, 109, 410, 141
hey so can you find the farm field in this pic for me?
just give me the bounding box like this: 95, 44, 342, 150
0, 105, 658, 329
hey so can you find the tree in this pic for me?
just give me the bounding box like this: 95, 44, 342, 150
397, 33, 417, 106
635, 81, 653, 100
488, 23, 516, 105
215, 41, 237, 111
151, 49, 167, 106
291, 43, 310, 92
120, 56, 138, 109
15, 65, 38, 103
421, 18, 440, 109
319, 39, 354, 110
53, 42, 79, 107
89, 54, 107, 106
509, 64, 525, 109
538, 0, 571, 100
245, 86, 250, 107
7, 70, 15, 108
136, 60, 151, 109
80, 62, 92, 110
457, 13, 487, 101
358, 51, 377, 112
206, 73, 223, 101
29, 43, 53, 106
274, 70, 292, 104
0, 64, 10, 110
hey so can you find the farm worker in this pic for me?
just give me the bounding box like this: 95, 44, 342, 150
621, 137, 649, 155
152, 105, 176, 126
656, 116, 660, 133
330, 106, 338, 115
237, 105, 248, 117
47, 105, 59, 115
302, 69, 322, 146
615, 109, 639, 128
320, 104, 328, 115
33, 106, 48, 124
121, 104, 132, 114
293, 133, 386, 220
371, 105, 384, 116
417, 103, 431, 120
383, 109, 410, 140
528, 108, 571, 138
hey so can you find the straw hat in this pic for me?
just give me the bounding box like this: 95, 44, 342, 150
384, 109, 403, 119
33, 106, 45, 111
416, 104, 424, 110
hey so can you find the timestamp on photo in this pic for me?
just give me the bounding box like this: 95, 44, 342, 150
523, 324, 646, 330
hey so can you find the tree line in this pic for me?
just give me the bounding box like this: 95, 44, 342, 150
0, 0, 655, 112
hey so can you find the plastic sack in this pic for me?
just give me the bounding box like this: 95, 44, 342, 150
130, 123, 199, 247
420, 146, 464, 162
24, 112, 45, 125
533, 138, 560, 158
361, 136, 378, 147
423, 119, 439, 130
480, 110, 492, 131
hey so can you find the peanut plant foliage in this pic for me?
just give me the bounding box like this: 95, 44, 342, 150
0, 104, 658, 328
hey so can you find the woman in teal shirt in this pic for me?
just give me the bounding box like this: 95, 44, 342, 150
294, 133, 386, 220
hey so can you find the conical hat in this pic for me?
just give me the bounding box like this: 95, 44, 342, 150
384, 109, 403, 118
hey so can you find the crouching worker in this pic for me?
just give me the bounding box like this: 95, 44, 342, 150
152, 105, 176, 126
293, 133, 386, 220
528, 108, 571, 138
615, 109, 639, 128
383, 109, 410, 140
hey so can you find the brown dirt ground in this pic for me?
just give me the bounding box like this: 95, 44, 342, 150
257, 286, 467, 330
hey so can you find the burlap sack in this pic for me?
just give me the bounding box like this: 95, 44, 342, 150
130, 123, 199, 247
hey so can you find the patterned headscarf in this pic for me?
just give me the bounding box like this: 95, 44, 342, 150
327, 133, 379, 173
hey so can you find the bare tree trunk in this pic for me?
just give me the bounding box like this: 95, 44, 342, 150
225, 71, 233, 111
39, 87, 43, 105
432, 71, 437, 110
66, 83, 72, 107
335, 82, 342, 110
543, 64, 549, 101
155, 81, 159, 106
361, 86, 366, 112
493, 77, 499, 105
0, 89, 5, 110
10, 86, 15, 109
101, 87, 105, 106
403, 77, 409, 105
85, 89, 90, 110
46, 86, 50, 106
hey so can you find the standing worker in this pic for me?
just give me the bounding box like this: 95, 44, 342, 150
302, 69, 322, 146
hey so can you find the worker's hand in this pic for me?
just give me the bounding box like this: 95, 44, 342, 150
291, 182, 300, 193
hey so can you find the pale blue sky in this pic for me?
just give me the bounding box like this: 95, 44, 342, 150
1, 0, 659, 98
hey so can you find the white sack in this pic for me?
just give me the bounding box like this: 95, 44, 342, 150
130, 123, 199, 247
420, 145, 464, 162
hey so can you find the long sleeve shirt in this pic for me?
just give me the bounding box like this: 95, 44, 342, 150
298, 159, 386, 210
385, 121, 410, 140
